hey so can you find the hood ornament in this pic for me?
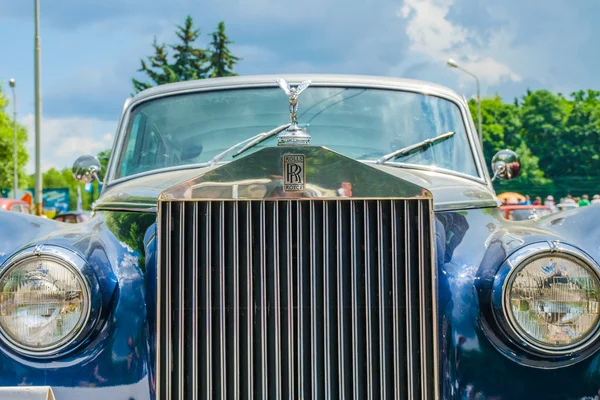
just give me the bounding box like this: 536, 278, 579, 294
276, 78, 312, 146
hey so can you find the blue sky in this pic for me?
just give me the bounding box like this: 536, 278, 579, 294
1, 0, 599, 173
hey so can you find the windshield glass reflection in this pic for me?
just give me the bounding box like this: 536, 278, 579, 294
117, 87, 478, 179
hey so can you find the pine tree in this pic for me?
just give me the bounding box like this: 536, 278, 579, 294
208, 22, 241, 78
132, 38, 179, 93
171, 16, 209, 81
132, 17, 241, 93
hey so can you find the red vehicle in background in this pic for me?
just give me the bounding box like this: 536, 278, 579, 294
500, 204, 553, 221
0, 199, 31, 214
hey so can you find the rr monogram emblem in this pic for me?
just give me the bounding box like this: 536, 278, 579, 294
283, 154, 305, 192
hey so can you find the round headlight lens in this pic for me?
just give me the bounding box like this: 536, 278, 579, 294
0, 256, 90, 354
506, 254, 600, 350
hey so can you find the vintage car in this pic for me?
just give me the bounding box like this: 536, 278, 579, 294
499, 204, 554, 221
1, 75, 600, 400
0, 198, 31, 214
53, 211, 93, 224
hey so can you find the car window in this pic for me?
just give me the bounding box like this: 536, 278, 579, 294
9, 204, 21, 212
117, 87, 478, 179
21, 205, 30, 214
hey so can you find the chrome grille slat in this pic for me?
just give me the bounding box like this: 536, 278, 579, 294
177, 206, 185, 400
310, 202, 318, 399
158, 198, 436, 400
232, 202, 240, 399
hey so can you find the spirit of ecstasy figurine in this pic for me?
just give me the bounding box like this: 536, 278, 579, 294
276, 78, 312, 145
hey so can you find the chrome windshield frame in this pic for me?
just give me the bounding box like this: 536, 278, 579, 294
105, 80, 489, 189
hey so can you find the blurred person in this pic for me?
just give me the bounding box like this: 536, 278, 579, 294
579, 194, 591, 207
564, 195, 576, 205
520, 195, 532, 205
592, 194, 600, 205
545, 195, 558, 212
533, 196, 542, 205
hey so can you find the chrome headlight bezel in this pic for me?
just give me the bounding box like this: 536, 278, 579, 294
492, 242, 600, 358
0, 245, 101, 358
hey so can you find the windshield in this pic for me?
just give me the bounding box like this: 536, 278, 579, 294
115, 87, 478, 179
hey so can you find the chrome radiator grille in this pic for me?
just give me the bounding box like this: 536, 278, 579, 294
157, 199, 437, 399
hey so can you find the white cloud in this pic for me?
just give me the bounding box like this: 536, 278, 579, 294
399, 0, 521, 85
20, 114, 116, 174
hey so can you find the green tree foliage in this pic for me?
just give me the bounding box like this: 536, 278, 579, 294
470, 96, 550, 187
208, 21, 241, 78
0, 84, 29, 190
132, 16, 240, 94
97, 149, 111, 178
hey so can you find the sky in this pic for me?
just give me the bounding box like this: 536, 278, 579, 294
1, 0, 599, 174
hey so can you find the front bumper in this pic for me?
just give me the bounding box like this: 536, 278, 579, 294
0, 387, 55, 399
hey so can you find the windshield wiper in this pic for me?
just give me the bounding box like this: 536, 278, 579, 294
232, 123, 291, 158
376, 131, 455, 165
208, 123, 291, 166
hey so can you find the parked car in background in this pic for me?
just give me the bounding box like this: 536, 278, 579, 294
0, 199, 30, 214
2, 75, 600, 399
53, 211, 92, 223
500, 204, 553, 220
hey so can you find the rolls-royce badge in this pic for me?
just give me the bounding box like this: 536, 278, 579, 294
283, 154, 305, 192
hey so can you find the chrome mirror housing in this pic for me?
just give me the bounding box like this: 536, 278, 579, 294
491, 150, 520, 181
72, 155, 102, 184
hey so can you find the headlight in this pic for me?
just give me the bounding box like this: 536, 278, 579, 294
0, 246, 92, 356
503, 249, 600, 353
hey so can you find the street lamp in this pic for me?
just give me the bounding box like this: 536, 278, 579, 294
447, 58, 482, 145
8, 79, 18, 200
34, 0, 43, 216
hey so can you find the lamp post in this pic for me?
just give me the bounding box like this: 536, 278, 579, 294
9, 79, 18, 200
34, 0, 43, 216
447, 58, 482, 145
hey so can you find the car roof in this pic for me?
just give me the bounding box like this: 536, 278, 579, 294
130, 74, 465, 105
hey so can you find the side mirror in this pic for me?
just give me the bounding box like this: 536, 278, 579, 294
491, 150, 520, 181
73, 155, 103, 184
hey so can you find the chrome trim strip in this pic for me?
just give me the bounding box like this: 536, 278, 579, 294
246, 202, 254, 398
335, 200, 346, 399
310, 201, 319, 399
286, 201, 295, 398
428, 199, 440, 400
93, 202, 157, 212
297, 201, 305, 399
205, 203, 213, 397
259, 202, 268, 399
377, 201, 388, 399
273, 202, 282, 400
323, 202, 332, 399
404, 202, 414, 400
219, 202, 227, 399
364, 201, 374, 398
156, 203, 163, 398
192, 203, 199, 400
166, 203, 172, 400
391, 201, 401, 399
233, 202, 240, 399
178, 205, 185, 400
418, 202, 428, 400
350, 201, 360, 399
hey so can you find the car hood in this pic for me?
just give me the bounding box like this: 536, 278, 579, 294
98, 156, 496, 212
